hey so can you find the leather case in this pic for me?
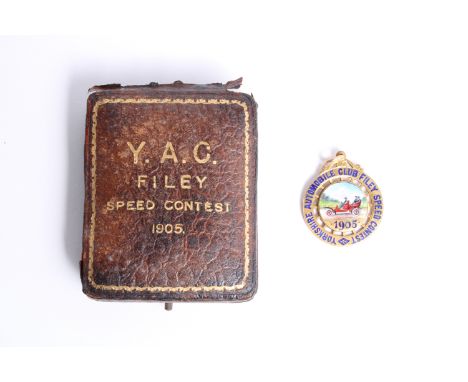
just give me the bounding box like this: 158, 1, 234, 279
81, 79, 257, 302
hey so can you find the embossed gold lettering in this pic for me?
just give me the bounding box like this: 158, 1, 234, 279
127, 141, 146, 164
193, 141, 211, 163
160, 141, 178, 163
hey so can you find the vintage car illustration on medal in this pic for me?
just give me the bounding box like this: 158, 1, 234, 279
325, 196, 362, 216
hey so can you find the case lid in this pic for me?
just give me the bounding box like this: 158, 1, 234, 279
81, 79, 257, 303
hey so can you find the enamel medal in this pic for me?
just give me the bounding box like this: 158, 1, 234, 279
302, 152, 383, 246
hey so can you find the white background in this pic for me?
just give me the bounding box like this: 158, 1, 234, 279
1, 1, 468, 381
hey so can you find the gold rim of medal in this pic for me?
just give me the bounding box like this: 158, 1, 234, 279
302, 152, 383, 246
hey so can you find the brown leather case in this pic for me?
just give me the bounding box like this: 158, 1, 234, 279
81, 79, 257, 302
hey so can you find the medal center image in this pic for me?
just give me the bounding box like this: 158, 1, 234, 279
317, 181, 370, 234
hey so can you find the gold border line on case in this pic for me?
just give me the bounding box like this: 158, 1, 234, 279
88, 98, 250, 292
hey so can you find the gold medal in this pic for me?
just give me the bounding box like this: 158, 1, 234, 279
302, 151, 383, 246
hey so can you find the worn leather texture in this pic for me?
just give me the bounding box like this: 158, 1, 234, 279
81, 79, 257, 301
